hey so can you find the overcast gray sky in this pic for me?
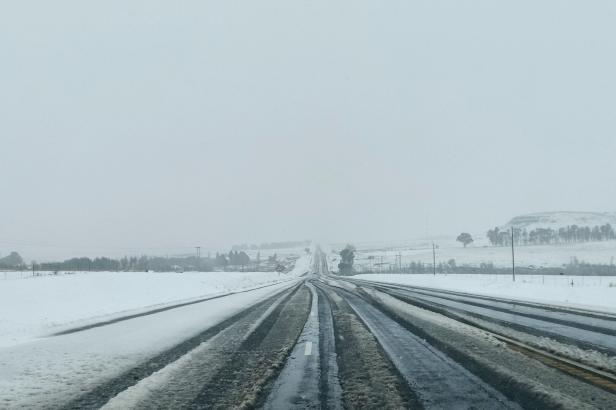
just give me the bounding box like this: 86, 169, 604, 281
2, 1, 616, 260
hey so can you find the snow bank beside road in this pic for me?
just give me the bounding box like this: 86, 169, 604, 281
0, 262, 307, 348
0, 281, 297, 409
354, 273, 616, 313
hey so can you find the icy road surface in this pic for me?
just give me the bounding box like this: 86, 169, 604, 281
2, 252, 616, 409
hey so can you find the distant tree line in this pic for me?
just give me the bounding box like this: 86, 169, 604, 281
486, 224, 616, 246
30, 249, 285, 273
368, 258, 458, 274
359, 257, 616, 276
213, 251, 251, 268
35, 255, 212, 272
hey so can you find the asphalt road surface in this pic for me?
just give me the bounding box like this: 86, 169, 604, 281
48, 250, 616, 409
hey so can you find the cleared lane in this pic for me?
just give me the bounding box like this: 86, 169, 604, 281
264, 282, 321, 409
314, 284, 343, 409
335, 287, 520, 410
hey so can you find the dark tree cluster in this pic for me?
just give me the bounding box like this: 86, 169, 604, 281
487, 224, 616, 246
36, 255, 215, 272
393, 259, 456, 274
33, 248, 257, 273
0, 251, 25, 269
212, 251, 250, 268
337, 244, 356, 275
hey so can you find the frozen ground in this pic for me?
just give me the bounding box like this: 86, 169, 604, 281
502, 211, 616, 231
341, 239, 616, 271
0, 254, 310, 348
354, 273, 616, 313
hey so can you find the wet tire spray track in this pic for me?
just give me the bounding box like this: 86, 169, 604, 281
101, 285, 298, 409
262, 280, 343, 410
189, 284, 311, 408
315, 282, 417, 409
315, 284, 342, 410
263, 282, 321, 409
359, 284, 616, 408
337, 287, 519, 409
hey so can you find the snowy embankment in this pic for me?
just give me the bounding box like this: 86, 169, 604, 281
353, 273, 616, 313
0, 254, 310, 348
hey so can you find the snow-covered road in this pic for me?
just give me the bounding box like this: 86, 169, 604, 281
353, 273, 616, 313
3, 252, 616, 409
0, 255, 311, 408
0, 270, 306, 348
0, 279, 300, 408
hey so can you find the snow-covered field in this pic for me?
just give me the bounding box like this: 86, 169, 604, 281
354, 273, 616, 313
335, 212, 616, 271
344, 239, 616, 271
503, 211, 616, 231
0, 254, 311, 348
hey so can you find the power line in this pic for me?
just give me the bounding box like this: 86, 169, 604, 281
432, 243, 436, 276
511, 227, 516, 282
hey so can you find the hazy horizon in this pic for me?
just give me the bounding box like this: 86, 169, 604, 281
3, 1, 616, 261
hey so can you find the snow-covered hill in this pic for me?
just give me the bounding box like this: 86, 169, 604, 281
502, 212, 616, 231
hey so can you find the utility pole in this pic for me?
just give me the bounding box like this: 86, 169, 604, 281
196, 246, 201, 271
432, 243, 436, 275
511, 227, 516, 282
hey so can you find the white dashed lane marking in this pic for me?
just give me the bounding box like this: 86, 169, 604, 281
304, 341, 313, 356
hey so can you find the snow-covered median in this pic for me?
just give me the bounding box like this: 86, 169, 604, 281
0, 257, 309, 348
353, 273, 616, 313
